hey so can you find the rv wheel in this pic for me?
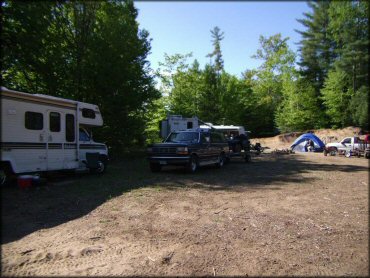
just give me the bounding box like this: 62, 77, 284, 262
0, 170, 6, 186
0, 163, 15, 186
95, 161, 107, 174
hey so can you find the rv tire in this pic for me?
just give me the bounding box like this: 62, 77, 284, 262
0, 162, 15, 186
94, 161, 107, 174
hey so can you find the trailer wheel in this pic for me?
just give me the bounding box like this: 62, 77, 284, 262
245, 154, 251, 163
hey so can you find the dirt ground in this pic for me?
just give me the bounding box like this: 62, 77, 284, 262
1, 148, 368, 276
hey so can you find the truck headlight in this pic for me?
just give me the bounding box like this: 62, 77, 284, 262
176, 147, 188, 154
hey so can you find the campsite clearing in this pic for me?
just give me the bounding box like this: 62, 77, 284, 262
1, 151, 368, 276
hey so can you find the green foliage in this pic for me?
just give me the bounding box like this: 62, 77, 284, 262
296, 1, 335, 94
2, 1, 160, 156
144, 97, 170, 144
321, 69, 353, 127
2, 0, 368, 146
349, 86, 369, 128
276, 78, 325, 132
251, 34, 297, 134
297, 0, 368, 130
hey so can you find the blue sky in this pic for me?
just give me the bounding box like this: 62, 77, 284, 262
135, 1, 310, 77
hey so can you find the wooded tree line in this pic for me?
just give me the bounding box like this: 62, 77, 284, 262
148, 0, 369, 142
2, 1, 368, 153
2, 0, 159, 155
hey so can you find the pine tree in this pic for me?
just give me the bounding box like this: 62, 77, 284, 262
296, 1, 336, 95
206, 26, 225, 74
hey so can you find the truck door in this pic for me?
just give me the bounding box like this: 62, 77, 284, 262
341, 137, 352, 149
210, 132, 224, 158
199, 133, 211, 163
46, 110, 65, 170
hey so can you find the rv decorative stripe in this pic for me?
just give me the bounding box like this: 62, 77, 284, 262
80, 144, 106, 150
1, 142, 47, 149
1, 142, 105, 150
48, 143, 63, 149
64, 143, 77, 149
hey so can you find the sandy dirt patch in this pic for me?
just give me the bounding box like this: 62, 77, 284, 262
1, 152, 368, 276
250, 126, 364, 150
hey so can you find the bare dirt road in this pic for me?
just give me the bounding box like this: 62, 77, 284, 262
1, 152, 369, 276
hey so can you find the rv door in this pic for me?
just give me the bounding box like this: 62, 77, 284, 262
46, 110, 65, 170
46, 110, 79, 171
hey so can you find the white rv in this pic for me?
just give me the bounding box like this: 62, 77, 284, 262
160, 115, 199, 139
1, 87, 108, 182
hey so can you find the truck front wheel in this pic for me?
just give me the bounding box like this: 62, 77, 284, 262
187, 155, 198, 173
216, 153, 225, 168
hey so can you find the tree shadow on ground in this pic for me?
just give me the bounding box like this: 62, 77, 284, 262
1, 153, 367, 244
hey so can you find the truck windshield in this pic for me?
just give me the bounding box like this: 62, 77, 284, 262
79, 128, 90, 141
166, 132, 199, 143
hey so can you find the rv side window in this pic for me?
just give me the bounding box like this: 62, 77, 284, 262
49, 112, 61, 132
82, 108, 96, 119
25, 112, 43, 130
66, 114, 75, 142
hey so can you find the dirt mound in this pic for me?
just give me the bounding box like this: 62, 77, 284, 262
251, 126, 363, 149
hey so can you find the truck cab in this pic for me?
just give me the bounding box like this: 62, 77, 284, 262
147, 129, 229, 173
324, 136, 369, 157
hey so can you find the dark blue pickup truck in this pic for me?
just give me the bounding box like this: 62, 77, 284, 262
147, 130, 230, 173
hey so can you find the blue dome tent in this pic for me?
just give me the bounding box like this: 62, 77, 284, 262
290, 133, 325, 152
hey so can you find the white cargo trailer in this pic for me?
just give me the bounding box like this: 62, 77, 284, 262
1, 87, 108, 183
